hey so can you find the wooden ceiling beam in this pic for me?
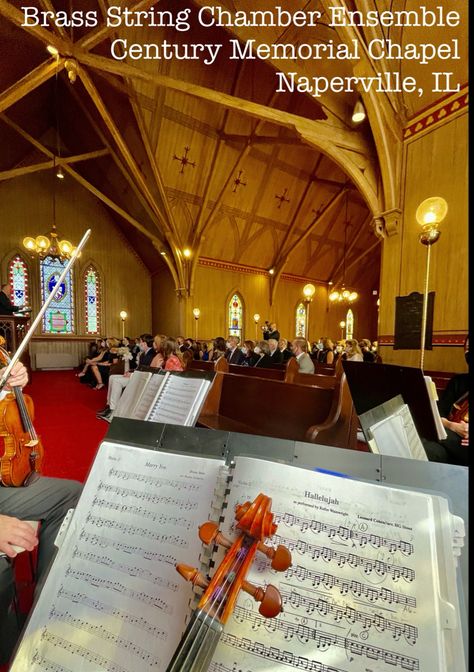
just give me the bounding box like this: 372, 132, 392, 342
76, 65, 172, 237
77, 0, 159, 51
0, 59, 63, 113
221, 133, 301, 146
327, 212, 373, 283
302, 197, 347, 275
38, 0, 69, 40
76, 51, 381, 214
0, 0, 70, 54
0, 148, 109, 181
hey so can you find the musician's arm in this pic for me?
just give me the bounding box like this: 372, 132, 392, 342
441, 416, 469, 439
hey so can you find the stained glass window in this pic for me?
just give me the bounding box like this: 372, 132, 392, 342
84, 266, 101, 335
228, 293, 243, 339
295, 302, 306, 338
346, 308, 354, 340
8, 255, 29, 307
40, 256, 74, 334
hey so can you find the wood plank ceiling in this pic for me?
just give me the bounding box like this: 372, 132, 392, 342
0, 0, 467, 299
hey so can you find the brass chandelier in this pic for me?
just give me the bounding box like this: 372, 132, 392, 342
329, 193, 359, 304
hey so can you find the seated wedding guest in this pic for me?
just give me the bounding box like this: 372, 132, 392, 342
268, 338, 283, 364
422, 337, 469, 465
77, 338, 112, 387
0, 362, 82, 665
225, 336, 245, 365
333, 340, 344, 363
318, 338, 335, 365
176, 336, 186, 352
278, 338, 293, 362
359, 339, 376, 362
89, 337, 120, 390
97, 333, 160, 422
198, 342, 209, 361
291, 337, 315, 374
344, 339, 363, 362
162, 337, 185, 371
209, 337, 226, 361
241, 340, 259, 366
253, 340, 273, 368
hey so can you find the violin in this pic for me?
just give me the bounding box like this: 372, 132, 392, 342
448, 392, 469, 447
166, 493, 292, 672
0, 341, 44, 486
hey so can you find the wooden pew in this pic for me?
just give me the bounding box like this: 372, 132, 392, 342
198, 357, 357, 449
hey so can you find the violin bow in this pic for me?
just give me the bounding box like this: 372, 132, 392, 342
0, 228, 91, 392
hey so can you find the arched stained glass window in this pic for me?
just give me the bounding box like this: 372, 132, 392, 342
295, 302, 306, 338
346, 308, 354, 340
8, 255, 29, 307
84, 266, 101, 335
228, 294, 243, 339
40, 256, 74, 334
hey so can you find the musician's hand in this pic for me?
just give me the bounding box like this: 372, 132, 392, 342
2, 362, 28, 390
443, 418, 469, 439
0, 515, 38, 558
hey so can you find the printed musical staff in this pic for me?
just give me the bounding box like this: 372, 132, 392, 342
71, 547, 179, 591
231, 606, 419, 669
279, 563, 416, 608
97, 481, 198, 511
57, 588, 168, 639
221, 631, 420, 671
84, 513, 189, 546
278, 588, 418, 644
91, 495, 193, 529
272, 533, 415, 582
276, 512, 414, 555
108, 466, 201, 491
79, 530, 177, 564
32, 652, 74, 672
64, 566, 173, 613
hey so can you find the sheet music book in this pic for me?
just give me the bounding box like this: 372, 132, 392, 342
368, 403, 428, 461
113, 370, 153, 419
424, 375, 448, 440
11, 442, 466, 672
145, 373, 211, 426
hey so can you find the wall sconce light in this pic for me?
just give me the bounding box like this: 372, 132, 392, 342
416, 196, 448, 369
119, 310, 127, 340
302, 284, 316, 340
268, 268, 275, 275
253, 313, 260, 339
193, 307, 200, 338
351, 99, 366, 124
183, 248, 192, 259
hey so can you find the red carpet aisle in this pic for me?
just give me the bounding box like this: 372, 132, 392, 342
25, 370, 109, 482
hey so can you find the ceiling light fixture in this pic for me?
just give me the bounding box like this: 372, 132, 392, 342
351, 99, 366, 124
329, 192, 359, 304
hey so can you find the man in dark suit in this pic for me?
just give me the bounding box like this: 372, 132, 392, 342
0, 283, 22, 315
263, 322, 280, 341
268, 338, 283, 364
225, 336, 245, 365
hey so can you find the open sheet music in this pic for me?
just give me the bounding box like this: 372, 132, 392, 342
11, 445, 465, 672
114, 371, 212, 426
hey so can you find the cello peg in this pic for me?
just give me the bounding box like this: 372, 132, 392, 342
199, 521, 232, 549
257, 542, 292, 572
176, 564, 209, 590
241, 580, 282, 618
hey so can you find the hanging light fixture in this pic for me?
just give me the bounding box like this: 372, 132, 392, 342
329, 193, 359, 304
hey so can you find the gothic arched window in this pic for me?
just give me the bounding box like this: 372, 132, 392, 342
295, 302, 306, 338
8, 255, 29, 307
346, 308, 354, 340
228, 293, 243, 339
40, 256, 75, 334
84, 266, 102, 335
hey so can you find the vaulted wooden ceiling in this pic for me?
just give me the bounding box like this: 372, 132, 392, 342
0, 0, 467, 299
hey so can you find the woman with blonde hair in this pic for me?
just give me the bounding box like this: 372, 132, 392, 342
344, 339, 363, 362
150, 334, 168, 368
